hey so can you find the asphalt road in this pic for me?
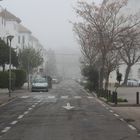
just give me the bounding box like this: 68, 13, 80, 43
0, 80, 139, 140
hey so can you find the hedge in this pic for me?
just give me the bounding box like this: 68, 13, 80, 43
0, 71, 16, 89
12, 69, 26, 88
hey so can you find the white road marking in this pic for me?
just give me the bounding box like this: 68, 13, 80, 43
102, 104, 106, 107
74, 96, 81, 99
119, 118, 124, 122
105, 107, 109, 110
86, 92, 90, 96
88, 96, 94, 99
20, 96, 29, 99
114, 114, 119, 117
24, 111, 29, 115
128, 124, 136, 130
63, 103, 75, 110
28, 108, 33, 111
18, 115, 24, 119
37, 100, 42, 103
1, 127, 11, 133
48, 96, 55, 99
61, 96, 68, 99
109, 110, 114, 113
32, 105, 36, 108
11, 121, 18, 125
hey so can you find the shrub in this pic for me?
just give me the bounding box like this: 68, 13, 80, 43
12, 69, 26, 88
82, 66, 99, 91
0, 71, 16, 90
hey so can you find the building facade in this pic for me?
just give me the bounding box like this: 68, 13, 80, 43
0, 7, 46, 72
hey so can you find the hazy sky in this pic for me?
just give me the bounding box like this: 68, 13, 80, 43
1, 0, 102, 53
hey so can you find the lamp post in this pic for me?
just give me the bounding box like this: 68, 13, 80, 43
7, 35, 14, 97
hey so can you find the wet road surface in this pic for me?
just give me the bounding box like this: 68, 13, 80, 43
0, 80, 139, 140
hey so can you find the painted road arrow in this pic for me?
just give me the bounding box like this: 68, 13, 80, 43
63, 103, 75, 110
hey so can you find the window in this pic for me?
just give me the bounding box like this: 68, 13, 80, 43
18, 36, 20, 44
22, 35, 25, 44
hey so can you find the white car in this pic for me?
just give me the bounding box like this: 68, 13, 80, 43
127, 79, 138, 87
31, 78, 49, 92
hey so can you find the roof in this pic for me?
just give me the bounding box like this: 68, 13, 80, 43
30, 35, 38, 42
0, 9, 21, 23
18, 24, 31, 34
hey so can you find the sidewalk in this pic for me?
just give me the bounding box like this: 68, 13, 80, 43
0, 83, 30, 106
111, 106, 140, 131
93, 91, 140, 130
109, 87, 140, 130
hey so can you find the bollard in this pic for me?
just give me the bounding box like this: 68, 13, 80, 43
106, 90, 109, 100
112, 92, 115, 103
108, 90, 111, 101
114, 92, 118, 105
136, 92, 139, 105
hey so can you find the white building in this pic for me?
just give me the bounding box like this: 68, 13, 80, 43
0, 7, 45, 72
0, 8, 21, 49
18, 24, 32, 49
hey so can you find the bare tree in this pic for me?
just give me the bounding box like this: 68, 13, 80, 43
118, 28, 140, 85
73, 23, 99, 66
74, 0, 140, 89
104, 50, 121, 89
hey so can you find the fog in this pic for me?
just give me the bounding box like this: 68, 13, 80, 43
1, 0, 103, 78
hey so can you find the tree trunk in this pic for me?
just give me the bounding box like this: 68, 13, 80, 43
105, 73, 110, 90
100, 56, 105, 89
123, 65, 131, 86
2, 64, 5, 72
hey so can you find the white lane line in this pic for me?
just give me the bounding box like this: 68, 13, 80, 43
105, 107, 109, 110
28, 108, 33, 111
114, 114, 119, 117
119, 118, 124, 122
109, 110, 114, 113
32, 105, 36, 108
24, 111, 29, 115
102, 104, 106, 107
20, 96, 29, 99
18, 115, 24, 119
48, 96, 55, 99
37, 100, 42, 103
1, 127, 11, 133
74, 96, 81, 99
86, 92, 90, 96
128, 124, 136, 130
11, 121, 18, 125
88, 96, 94, 99
61, 96, 68, 99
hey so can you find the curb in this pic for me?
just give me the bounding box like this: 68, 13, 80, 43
92, 92, 140, 136
0, 96, 18, 107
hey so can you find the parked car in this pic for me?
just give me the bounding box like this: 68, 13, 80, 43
127, 79, 138, 87
31, 77, 49, 92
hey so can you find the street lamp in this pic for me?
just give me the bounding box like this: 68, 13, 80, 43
7, 35, 14, 97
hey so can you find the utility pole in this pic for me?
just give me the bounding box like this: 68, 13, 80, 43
7, 35, 14, 97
